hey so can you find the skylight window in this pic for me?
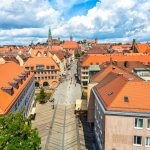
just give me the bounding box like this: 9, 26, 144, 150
124, 96, 129, 102
108, 91, 113, 96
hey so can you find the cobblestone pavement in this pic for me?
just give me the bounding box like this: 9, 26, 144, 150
32, 62, 89, 150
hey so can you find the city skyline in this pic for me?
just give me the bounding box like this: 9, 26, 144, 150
0, 0, 150, 45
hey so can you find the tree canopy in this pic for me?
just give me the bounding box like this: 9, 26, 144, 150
0, 112, 41, 150
36, 87, 47, 103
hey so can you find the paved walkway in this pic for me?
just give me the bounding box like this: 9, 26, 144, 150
32, 102, 54, 149
32, 62, 88, 150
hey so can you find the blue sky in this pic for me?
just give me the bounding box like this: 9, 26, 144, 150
0, 0, 150, 45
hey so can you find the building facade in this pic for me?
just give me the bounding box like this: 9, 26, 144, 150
24, 57, 60, 89
91, 73, 150, 150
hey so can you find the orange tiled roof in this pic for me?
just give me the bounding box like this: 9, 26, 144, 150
135, 43, 150, 53
91, 64, 141, 83
0, 47, 10, 52
94, 74, 150, 113
34, 45, 45, 49
30, 48, 49, 57
0, 61, 34, 115
81, 54, 150, 66
50, 50, 65, 61
63, 41, 79, 49
24, 57, 59, 70
52, 45, 62, 51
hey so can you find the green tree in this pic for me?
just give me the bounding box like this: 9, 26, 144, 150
75, 53, 80, 59
0, 112, 41, 150
36, 87, 47, 103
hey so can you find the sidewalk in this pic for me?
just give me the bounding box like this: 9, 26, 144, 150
32, 101, 54, 149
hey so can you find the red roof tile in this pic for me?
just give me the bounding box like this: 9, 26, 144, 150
63, 41, 79, 49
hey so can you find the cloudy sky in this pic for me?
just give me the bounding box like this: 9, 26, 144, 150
0, 0, 150, 45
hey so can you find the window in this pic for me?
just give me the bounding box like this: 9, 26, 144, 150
135, 118, 143, 128
25, 67, 29, 70
46, 66, 50, 69
51, 66, 55, 69
36, 65, 44, 70
146, 137, 150, 147
31, 66, 34, 70
134, 136, 142, 146
15, 104, 17, 111
147, 119, 150, 129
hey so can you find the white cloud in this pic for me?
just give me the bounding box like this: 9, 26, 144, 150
0, 0, 150, 45
53, 0, 150, 42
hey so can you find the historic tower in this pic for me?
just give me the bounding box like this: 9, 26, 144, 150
47, 26, 52, 49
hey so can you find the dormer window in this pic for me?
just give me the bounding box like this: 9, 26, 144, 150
19, 74, 26, 81
14, 78, 23, 84
1, 87, 14, 95
9, 82, 19, 89
36, 65, 44, 70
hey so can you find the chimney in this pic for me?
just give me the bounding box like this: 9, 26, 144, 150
1, 87, 14, 95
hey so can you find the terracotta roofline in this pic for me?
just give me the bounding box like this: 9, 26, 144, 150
2, 73, 34, 115
92, 87, 150, 115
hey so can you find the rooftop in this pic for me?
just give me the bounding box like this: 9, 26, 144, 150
94, 73, 150, 113
135, 43, 150, 53
24, 57, 59, 70
0, 61, 34, 115
63, 41, 79, 49
91, 64, 141, 83
80, 54, 150, 66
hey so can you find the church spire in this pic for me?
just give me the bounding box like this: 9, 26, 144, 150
47, 26, 52, 49
48, 26, 52, 37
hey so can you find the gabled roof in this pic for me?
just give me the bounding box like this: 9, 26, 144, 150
135, 43, 150, 53
50, 50, 65, 61
87, 44, 110, 54
94, 73, 150, 113
91, 64, 141, 83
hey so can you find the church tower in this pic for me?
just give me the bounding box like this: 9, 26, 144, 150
47, 26, 52, 49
